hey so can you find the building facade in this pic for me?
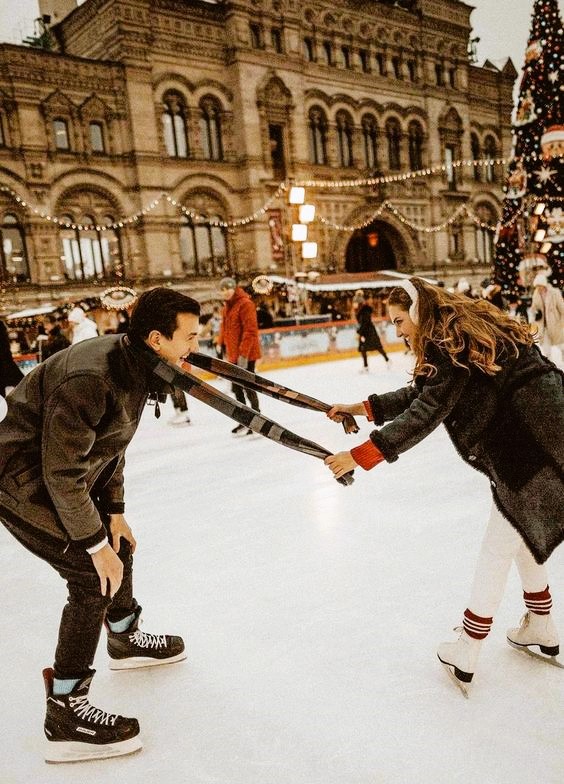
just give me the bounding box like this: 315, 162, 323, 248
0, 0, 516, 311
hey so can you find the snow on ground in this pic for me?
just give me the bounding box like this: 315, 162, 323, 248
1, 352, 563, 784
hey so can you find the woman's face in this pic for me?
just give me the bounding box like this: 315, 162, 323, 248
388, 304, 417, 347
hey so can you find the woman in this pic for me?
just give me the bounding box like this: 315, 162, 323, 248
356, 294, 389, 372
325, 277, 564, 695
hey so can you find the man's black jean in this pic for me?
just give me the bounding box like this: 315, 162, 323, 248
0, 509, 136, 680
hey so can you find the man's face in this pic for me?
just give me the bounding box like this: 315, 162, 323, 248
150, 313, 200, 365
220, 287, 235, 302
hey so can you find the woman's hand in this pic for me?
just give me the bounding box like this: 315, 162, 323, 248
326, 402, 367, 422
324, 451, 358, 479
109, 514, 137, 554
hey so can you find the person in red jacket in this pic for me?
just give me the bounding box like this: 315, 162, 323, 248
218, 277, 262, 436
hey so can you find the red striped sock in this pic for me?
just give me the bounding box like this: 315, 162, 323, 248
524, 585, 552, 615
463, 608, 493, 640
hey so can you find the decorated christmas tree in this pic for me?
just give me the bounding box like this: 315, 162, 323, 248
493, 0, 564, 294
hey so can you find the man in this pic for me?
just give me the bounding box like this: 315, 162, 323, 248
68, 305, 99, 344
41, 314, 71, 360
218, 277, 262, 435
0, 287, 200, 763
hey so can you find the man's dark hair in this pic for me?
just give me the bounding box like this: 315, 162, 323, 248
128, 287, 200, 340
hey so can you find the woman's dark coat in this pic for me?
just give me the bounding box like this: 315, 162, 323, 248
366, 343, 564, 563
357, 304, 384, 353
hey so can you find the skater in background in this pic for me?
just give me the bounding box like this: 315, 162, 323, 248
41, 314, 71, 360
68, 305, 99, 344
531, 272, 564, 364
356, 293, 390, 372
218, 277, 261, 436
168, 386, 191, 426
0, 288, 200, 762
0, 319, 23, 397
324, 277, 564, 695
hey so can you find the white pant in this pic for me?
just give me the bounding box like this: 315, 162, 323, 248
468, 503, 549, 618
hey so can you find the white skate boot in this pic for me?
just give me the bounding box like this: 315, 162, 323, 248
506, 612, 563, 668
437, 628, 483, 698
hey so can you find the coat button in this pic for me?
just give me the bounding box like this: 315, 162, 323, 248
468, 454, 476, 462
491, 480, 497, 488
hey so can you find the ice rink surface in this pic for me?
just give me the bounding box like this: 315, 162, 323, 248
1, 352, 563, 784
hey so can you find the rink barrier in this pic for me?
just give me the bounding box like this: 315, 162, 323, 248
14, 320, 403, 377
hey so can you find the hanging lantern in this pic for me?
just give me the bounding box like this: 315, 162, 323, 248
291, 223, 308, 241
288, 186, 305, 205
299, 204, 316, 223
301, 241, 318, 259
367, 231, 379, 248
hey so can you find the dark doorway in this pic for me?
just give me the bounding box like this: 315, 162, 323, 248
345, 221, 398, 272
269, 124, 286, 180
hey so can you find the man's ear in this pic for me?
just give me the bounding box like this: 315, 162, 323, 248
145, 329, 163, 353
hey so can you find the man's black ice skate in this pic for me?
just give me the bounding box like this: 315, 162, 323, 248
43, 668, 141, 763
106, 605, 186, 670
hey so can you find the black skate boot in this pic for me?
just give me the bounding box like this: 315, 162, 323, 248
106, 605, 186, 670
43, 667, 141, 763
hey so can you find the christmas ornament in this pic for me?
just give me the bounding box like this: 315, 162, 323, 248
514, 89, 538, 126
540, 124, 564, 157
506, 161, 528, 199
525, 39, 543, 62
544, 207, 564, 243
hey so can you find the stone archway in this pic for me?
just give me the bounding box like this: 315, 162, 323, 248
344, 219, 411, 272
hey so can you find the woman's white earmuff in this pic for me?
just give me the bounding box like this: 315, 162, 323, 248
400, 279, 419, 325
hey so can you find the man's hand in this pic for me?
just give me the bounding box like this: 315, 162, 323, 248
109, 514, 137, 554
324, 451, 358, 479
326, 402, 367, 422
90, 544, 124, 598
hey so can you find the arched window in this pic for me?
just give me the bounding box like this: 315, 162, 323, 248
0, 115, 5, 147
308, 107, 328, 165
0, 213, 29, 283
484, 136, 497, 183
471, 133, 481, 181
89, 121, 105, 153
322, 41, 332, 66
53, 118, 70, 151
361, 114, 378, 170
336, 110, 354, 167
475, 203, 496, 264
386, 118, 401, 170
59, 212, 123, 282
162, 92, 188, 158
199, 96, 223, 161
180, 214, 229, 277
303, 37, 314, 61
408, 120, 424, 171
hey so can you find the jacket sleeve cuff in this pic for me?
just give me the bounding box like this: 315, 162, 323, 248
102, 501, 125, 515
79, 527, 108, 552
350, 440, 385, 470
363, 401, 374, 421
367, 394, 385, 424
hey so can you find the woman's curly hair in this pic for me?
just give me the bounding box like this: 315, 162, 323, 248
388, 278, 534, 378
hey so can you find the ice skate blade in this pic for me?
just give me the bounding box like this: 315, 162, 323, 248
45, 735, 142, 763
109, 650, 187, 670
438, 658, 471, 698
507, 639, 564, 668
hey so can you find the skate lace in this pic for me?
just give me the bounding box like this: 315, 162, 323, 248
70, 695, 118, 726
129, 629, 167, 649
